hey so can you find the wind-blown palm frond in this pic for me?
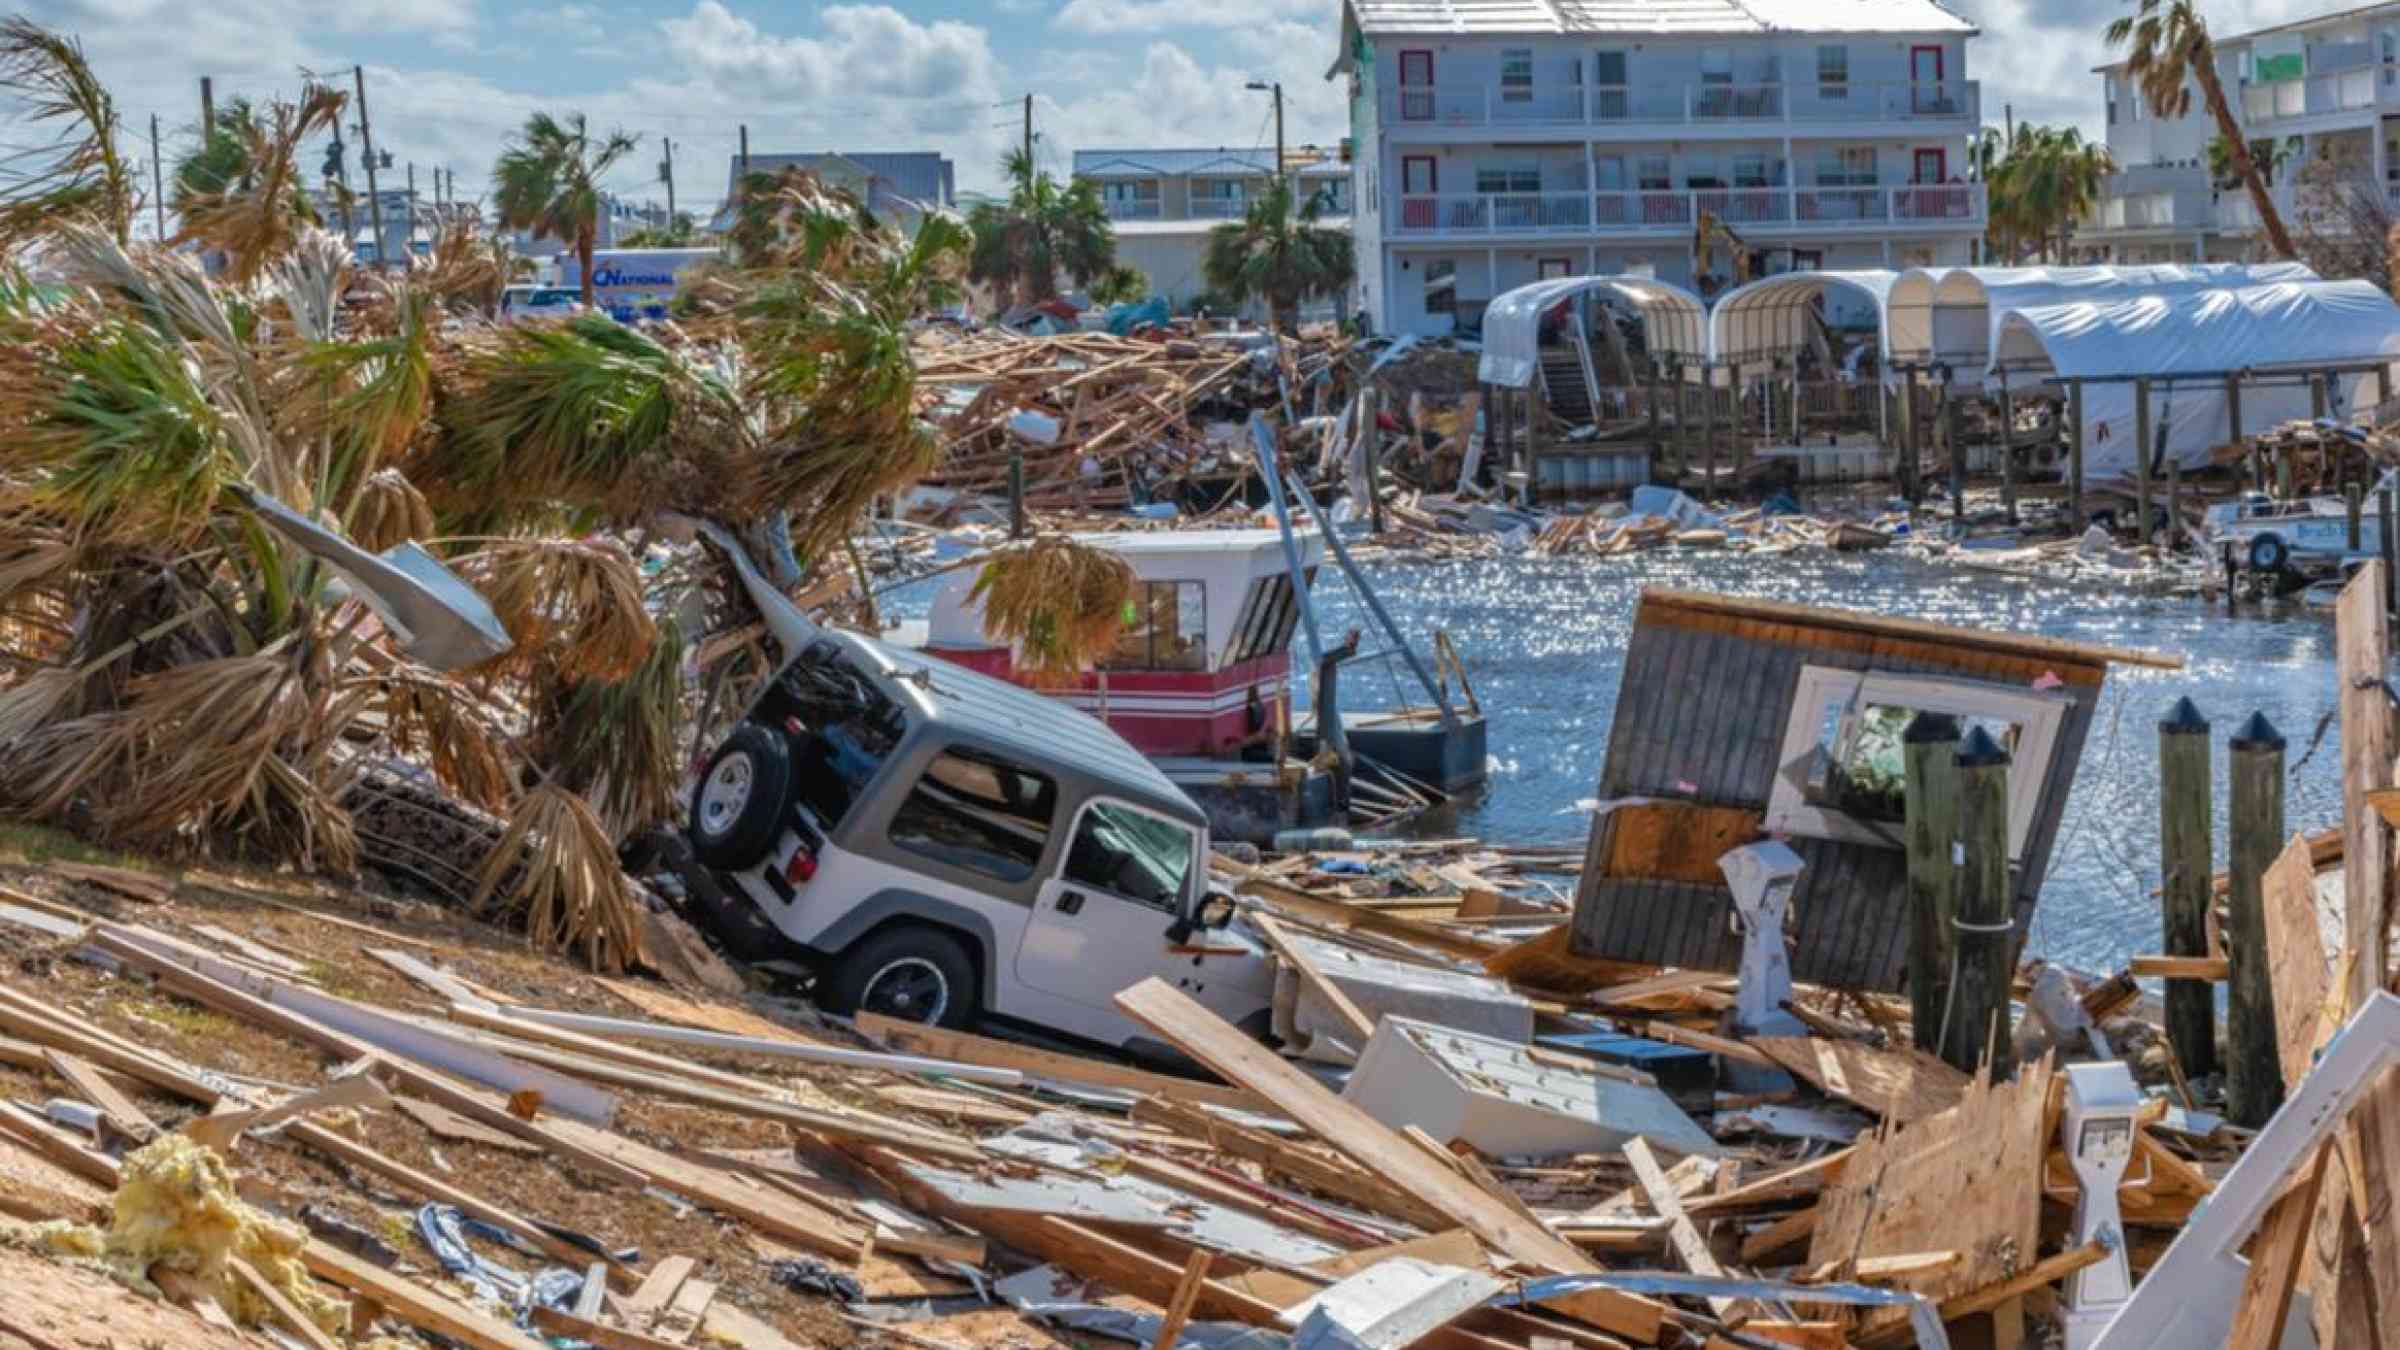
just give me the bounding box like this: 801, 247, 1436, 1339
366, 664, 516, 814
472, 782, 645, 972
10, 317, 238, 546
1203, 180, 1355, 333
492, 112, 640, 309
454, 536, 658, 682
171, 84, 342, 284
533, 618, 685, 837
966, 148, 1116, 307
347, 468, 433, 551
2106, 0, 2294, 259
0, 19, 133, 247
970, 536, 1135, 685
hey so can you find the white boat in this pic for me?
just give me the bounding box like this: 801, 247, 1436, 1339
2204, 468, 2398, 573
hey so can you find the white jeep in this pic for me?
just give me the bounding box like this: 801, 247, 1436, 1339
675, 624, 1279, 1058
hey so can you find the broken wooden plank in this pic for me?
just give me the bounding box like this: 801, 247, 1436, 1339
1854, 1241, 2108, 1348
855, 1011, 1269, 1113
1751, 1036, 1971, 1124
1253, 911, 1377, 1051
1130, 1095, 1456, 1232
1685, 1148, 1850, 1218
2128, 954, 2232, 981
228, 1256, 341, 1350
2227, 1141, 2331, 1350
621, 1255, 694, 1333
872, 1224, 986, 1268
41, 1048, 156, 1143
301, 1238, 546, 1350
1626, 1136, 1732, 1319
654, 1276, 717, 1343
391, 1096, 543, 1153
1111, 979, 1666, 1343
1154, 1250, 1213, 1350
185, 1068, 392, 1155
529, 1305, 691, 1350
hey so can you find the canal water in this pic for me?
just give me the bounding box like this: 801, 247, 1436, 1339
1304, 552, 2346, 975
888, 550, 2350, 974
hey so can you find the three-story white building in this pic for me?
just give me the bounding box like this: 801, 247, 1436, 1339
1331, 0, 1987, 338
2087, 5, 2400, 262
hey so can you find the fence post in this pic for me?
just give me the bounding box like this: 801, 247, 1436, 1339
1904, 712, 1962, 1054
1944, 726, 2015, 1077
2226, 711, 2287, 1128
2135, 377, 2154, 546
2158, 697, 2216, 1081
2068, 379, 2085, 531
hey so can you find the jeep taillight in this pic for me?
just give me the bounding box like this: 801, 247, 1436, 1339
785, 849, 818, 885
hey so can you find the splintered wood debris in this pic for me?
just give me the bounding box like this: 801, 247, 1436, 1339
0, 833, 2273, 1350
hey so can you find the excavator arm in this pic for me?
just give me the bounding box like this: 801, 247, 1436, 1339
1692, 208, 1756, 291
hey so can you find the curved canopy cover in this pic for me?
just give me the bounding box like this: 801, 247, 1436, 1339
1706, 270, 1897, 365
1995, 279, 2400, 483
1478, 275, 1706, 388
1884, 262, 2319, 370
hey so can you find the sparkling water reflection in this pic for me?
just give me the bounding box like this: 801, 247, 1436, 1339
887, 550, 2350, 974
1303, 552, 2345, 975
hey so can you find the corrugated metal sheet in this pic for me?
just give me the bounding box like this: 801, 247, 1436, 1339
1072, 147, 1347, 180
1350, 0, 1972, 36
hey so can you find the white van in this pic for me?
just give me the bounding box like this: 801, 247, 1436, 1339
499, 285, 581, 320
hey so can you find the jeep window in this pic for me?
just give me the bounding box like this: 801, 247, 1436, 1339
888, 748, 1056, 882
765, 643, 905, 829
1101, 581, 1206, 671
1064, 801, 1196, 910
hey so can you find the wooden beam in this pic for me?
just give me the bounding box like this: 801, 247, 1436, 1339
1626, 1136, 1732, 1319
1252, 912, 1376, 1050
1111, 978, 1667, 1345
301, 1239, 546, 1350
40, 1048, 156, 1143
854, 1011, 1268, 1114
1130, 1095, 1457, 1233
1686, 1148, 1851, 1218
1154, 1251, 1213, 1350
228, 1257, 342, 1350
528, 1305, 690, 1350
1855, 1242, 2109, 1348
2128, 954, 2232, 982
1639, 1020, 1777, 1068
2227, 1142, 2330, 1350
621, 1256, 693, 1334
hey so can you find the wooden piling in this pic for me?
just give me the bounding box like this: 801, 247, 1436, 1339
1703, 367, 1720, 494
1944, 726, 2015, 1078
2381, 489, 2396, 619
1904, 712, 1963, 1055
2157, 697, 2216, 1081
2226, 374, 2247, 490
2348, 483, 2364, 553
1946, 382, 1965, 526
1361, 385, 1386, 535
1998, 371, 2017, 525
2068, 380, 2085, 530
2226, 711, 2287, 1128
2168, 460, 2183, 553
2135, 377, 2154, 546
1008, 451, 1026, 539
1645, 359, 1663, 463
2310, 372, 2329, 422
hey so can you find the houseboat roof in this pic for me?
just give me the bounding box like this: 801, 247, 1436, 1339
1639, 588, 2185, 670
1341, 0, 1975, 40
1082, 528, 1318, 560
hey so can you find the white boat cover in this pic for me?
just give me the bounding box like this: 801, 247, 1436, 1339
1478, 275, 1707, 388
1885, 262, 2320, 370
1708, 270, 1898, 365
1990, 279, 2400, 483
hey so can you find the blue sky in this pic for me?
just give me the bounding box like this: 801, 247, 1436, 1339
24, 0, 2338, 220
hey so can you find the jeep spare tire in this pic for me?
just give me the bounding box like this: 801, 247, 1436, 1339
688, 724, 793, 869
820, 926, 978, 1029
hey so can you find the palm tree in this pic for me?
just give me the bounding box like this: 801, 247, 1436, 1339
965, 149, 1114, 308
2206, 132, 2294, 192
491, 112, 641, 309
171, 83, 345, 284
1087, 263, 1149, 307
0, 18, 134, 247
1986, 124, 2116, 262
617, 213, 697, 248
2107, 0, 2296, 258
1201, 179, 1356, 333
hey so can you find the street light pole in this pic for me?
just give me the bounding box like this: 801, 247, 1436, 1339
1246, 79, 1286, 194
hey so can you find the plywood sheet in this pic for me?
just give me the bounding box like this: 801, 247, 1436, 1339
1751, 1037, 1971, 1124
2261, 833, 2334, 1093
1600, 803, 1765, 885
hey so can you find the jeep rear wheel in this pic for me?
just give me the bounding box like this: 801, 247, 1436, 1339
820, 927, 978, 1030
688, 724, 792, 869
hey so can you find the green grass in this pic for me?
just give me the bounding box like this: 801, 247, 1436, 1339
0, 820, 153, 868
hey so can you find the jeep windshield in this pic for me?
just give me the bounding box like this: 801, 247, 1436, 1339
768, 640, 906, 830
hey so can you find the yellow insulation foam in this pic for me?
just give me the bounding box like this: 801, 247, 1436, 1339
19, 1134, 347, 1336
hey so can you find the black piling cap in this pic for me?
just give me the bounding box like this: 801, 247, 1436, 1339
2231, 710, 2286, 753
1955, 724, 2012, 768
2159, 696, 2210, 736
1904, 710, 1962, 744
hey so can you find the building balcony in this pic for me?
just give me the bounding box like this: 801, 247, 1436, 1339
2239, 66, 2394, 125
1190, 198, 1250, 219
1104, 199, 1163, 221
2216, 184, 2296, 231
1383, 80, 1978, 132
1388, 184, 1982, 238
2089, 191, 2181, 230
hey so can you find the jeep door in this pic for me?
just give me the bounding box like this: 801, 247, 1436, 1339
1015, 797, 1268, 1035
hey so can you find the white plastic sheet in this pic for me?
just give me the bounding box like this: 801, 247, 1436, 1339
1991, 279, 2400, 482
1708, 269, 1898, 364
1885, 262, 2320, 370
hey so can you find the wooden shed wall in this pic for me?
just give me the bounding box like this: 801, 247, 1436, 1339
1569, 595, 2106, 991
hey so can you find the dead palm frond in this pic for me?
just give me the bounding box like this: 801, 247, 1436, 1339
969, 536, 1135, 685
171, 83, 345, 286
409, 218, 508, 317
471, 782, 646, 972
347, 468, 434, 552
533, 618, 685, 837
364, 665, 517, 814
0, 18, 133, 248
453, 536, 658, 681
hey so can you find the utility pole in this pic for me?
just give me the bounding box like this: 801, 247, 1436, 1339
1023, 93, 1034, 168
149, 114, 164, 242
1246, 80, 1287, 199
661, 137, 676, 220
352, 65, 382, 266
200, 76, 213, 137
739, 124, 750, 180
406, 162, 418, 245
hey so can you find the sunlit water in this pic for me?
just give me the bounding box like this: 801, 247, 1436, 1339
890, 551, 2351, 973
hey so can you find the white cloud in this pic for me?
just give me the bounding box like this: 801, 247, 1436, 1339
1051, 0, 1322, 36
661, 1, 998, 103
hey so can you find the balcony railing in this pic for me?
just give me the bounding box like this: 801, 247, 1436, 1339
1390, 184, 1982, 236
1386, 79, 1977, 129
1104, 199, 1162, 221
2241, 67, 2387, 123
2093, 192, 2176, 229
1189, 198, 1249, 219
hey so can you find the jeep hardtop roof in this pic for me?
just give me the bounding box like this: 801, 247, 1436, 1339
818, 628, 1208, 831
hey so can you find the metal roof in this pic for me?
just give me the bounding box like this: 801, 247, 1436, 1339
1072, 148, 1348, 180
839, 630, 1204, 826
1347, 0, 1972, 36
726, 151, 956, 208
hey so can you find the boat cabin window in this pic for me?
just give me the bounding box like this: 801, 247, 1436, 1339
1103, 581, 1207, 671
1063, 800, 1197, 911
888, 748, 1056, 882
1229, 572, 1314, 664
1763, 666, 2068, 861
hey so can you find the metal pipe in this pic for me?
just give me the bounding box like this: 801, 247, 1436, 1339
1247, 415, 1326, 669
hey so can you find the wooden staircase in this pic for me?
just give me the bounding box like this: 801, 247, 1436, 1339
1539, 347, 1594, 426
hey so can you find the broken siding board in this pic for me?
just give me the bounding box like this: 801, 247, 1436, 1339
2262, 834, 2333, 1093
